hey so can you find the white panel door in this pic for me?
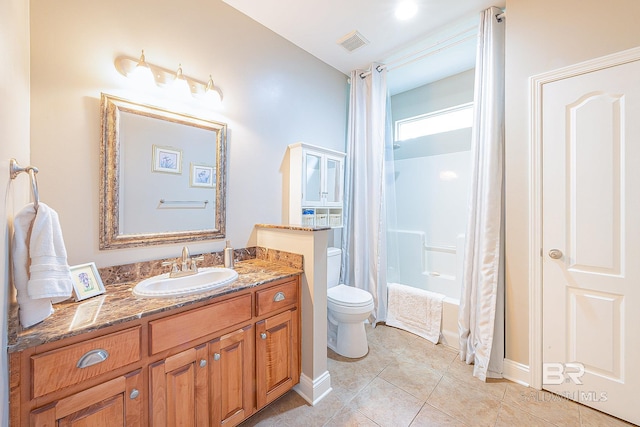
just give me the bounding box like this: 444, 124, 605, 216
542, 58, 640, 425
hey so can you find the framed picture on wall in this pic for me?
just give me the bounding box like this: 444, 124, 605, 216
69, 262, 106, 301
152, 145, 183, 174
190, 163, 215, 188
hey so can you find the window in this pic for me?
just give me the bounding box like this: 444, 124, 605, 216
395, 102, 473, 141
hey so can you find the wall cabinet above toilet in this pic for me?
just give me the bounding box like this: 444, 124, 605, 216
288, 142, 345, 228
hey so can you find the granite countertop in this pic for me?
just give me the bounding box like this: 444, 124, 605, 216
255, 223, 331, 232
8, 258, 303, 353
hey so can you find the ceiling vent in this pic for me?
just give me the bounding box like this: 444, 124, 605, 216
337, 30, 369, 53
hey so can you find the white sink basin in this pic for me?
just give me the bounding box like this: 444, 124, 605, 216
133, 267, 239, 298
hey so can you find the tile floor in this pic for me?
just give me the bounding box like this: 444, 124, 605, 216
240, 324, 635, 427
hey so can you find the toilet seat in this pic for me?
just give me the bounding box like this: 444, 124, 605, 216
328, 284, 373, 308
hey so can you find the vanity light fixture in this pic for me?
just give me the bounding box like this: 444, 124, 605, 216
205, 75, 216, 94
114, 50, 223, 101
127, 50, 156, 88
171, 63, 193, 99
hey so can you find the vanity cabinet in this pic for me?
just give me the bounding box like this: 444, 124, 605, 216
149, 345, 210, 426
210, 326, 253, 426
288, 142, 345, 227
29, 369, 143, 426
10, 274, 301, 427
256, 308, 299, 409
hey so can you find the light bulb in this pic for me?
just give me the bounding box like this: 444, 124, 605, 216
171, 64, 193, 99
128, 50, 156, 89
204, 74, 222, 104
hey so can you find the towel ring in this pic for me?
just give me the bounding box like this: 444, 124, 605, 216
29, 168, 40, 211
9, 158, 40, 211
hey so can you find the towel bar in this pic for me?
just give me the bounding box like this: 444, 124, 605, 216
9, 158, 40, 211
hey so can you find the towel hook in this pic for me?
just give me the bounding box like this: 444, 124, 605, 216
9, 158, 40, 211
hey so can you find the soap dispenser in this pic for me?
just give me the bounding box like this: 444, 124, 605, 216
224, 240, 234, 268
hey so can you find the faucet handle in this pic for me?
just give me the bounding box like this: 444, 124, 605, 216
162, 261, 179, 272
190, 255, 204, 271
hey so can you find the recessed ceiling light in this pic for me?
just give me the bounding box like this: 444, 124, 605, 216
395, 1, 417, 20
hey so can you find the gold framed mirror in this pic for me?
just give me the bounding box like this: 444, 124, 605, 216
100, 93, 227, 249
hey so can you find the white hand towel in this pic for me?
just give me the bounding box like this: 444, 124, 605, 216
27, 203, 73, 301
386, 282, 445, 344
12, 202, 73, 328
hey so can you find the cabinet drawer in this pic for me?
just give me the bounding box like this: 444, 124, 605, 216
149, 293, 252, 354
31, 327, 141, 398
256, 280, 298, 317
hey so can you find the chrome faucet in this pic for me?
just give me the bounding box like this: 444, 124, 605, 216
162, 246, 204, 278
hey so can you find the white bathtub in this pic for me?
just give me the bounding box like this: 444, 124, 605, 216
387, 230, 464, 349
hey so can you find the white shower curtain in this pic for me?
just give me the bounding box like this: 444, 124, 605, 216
341, 65, 389, 324
458, 6, 505, 381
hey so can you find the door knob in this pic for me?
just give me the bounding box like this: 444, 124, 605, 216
548, 249, 563, 259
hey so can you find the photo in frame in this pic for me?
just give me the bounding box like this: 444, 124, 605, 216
190, 163, 215, 188
152, 145, 183, 174
69, 262, 106, 301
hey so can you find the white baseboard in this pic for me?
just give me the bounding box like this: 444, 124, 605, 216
503, 358, 530, 387
293, 371, 332, 406
440, 330, 459, 350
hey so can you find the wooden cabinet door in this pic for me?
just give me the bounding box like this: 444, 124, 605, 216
149, 345, 209, 427
209, 325, 253, 427
255, 308, 299, 409
29, 369, 143, 427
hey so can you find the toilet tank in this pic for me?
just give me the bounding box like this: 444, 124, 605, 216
327, 247, 342, 289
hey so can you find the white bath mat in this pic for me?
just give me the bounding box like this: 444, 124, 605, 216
386, 282, 446, 344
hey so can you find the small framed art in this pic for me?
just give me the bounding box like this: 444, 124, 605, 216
152, 145, 183, 174
190, 163, 215, 188
69, 262, 106, 301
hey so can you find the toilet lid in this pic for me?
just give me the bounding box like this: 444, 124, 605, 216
328, 284, 373, 307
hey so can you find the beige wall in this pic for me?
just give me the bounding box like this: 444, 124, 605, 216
1, 0, 31, 424
504, 0, 640, 364
29, 0, 348, 269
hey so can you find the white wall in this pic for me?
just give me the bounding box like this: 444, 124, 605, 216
29, 0, 348, 268
391, 69, 475, 121
1, 0, 31, 424
504, 0, 640, 365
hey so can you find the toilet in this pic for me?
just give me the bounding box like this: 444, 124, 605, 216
326, 247, 374, 358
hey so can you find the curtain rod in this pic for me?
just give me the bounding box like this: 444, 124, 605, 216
359, 24, 477, 79
359, 10, 506, 79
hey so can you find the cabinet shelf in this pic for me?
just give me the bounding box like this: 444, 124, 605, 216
301, 207, 342, 227
288, 142, 345, 228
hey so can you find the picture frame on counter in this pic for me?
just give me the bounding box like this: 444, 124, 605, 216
69, 262, 106, 301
